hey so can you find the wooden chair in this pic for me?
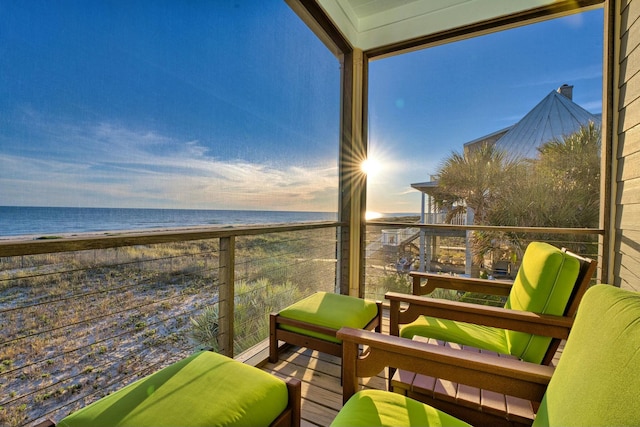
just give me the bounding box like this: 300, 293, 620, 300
389, 243, 596, 366
334, 285, 640, 426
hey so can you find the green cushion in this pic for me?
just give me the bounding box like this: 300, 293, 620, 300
400, 242, 580, 364
279, 292, 379, 344
534, 284, 640, 426
330, 389, 471, 427
505, 242, 580, 363
58, 351, 288, 427
399, 316, 509, 355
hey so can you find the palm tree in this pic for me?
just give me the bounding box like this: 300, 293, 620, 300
489, 122, 600, 229
535, 121, 601, 228
486, 122, 601, 256
431, 143, 522, 225
430, 123, 600, 272
430, 143, 522, 269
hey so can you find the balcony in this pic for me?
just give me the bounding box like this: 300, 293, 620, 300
3, 0, 638, 424
0, 221, 601, 426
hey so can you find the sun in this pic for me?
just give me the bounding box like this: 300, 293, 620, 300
361, 157, 382, 176
365, 211, 383, 220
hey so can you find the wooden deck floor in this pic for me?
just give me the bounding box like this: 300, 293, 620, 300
261, 345, 388, 427
259, 315, 391, 427
259, 313, 563, 427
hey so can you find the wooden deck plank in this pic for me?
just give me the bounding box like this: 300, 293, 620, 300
265, 345, 389, 425
261, 313, 390, 427
256, 307, 570, 427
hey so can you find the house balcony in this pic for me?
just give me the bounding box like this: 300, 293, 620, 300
0, 221, 601, 426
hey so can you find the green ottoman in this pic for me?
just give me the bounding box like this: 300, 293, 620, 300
57, 351, 301, 427
269, 292, 381, 364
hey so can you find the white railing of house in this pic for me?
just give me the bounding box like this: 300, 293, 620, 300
421, 212, 467, 225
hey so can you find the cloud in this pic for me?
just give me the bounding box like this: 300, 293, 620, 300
510, 64, 603, 90
0, 117, 338, 211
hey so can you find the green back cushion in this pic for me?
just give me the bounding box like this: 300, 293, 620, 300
279, 292, 379, 344
505, 242, 580, 363
58, 351, 288, 427
534, 285, 640, 426
331, 389, 470, 427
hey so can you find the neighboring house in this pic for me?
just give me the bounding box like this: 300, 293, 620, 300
411, 84, 601, 273
412, 84, 601, 224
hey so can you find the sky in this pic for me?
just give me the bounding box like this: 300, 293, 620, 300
0, 1, 603, 214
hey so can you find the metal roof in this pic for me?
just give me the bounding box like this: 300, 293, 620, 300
414, 86, 601, 193
411, 181, 439, 193
490, 88, 601, 159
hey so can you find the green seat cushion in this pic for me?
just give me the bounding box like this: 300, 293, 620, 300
279, 292, 378, 344
399, 316, 509, 354
58, 351, 288, 427
534, 285, 640, 426
505, 242, 580, 363
330, 389, 471, 427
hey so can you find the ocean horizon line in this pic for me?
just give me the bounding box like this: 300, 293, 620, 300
0, 206, 418, 238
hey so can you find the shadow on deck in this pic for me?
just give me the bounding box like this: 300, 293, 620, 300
258, 308, 563, 427
259, 312, 391, 426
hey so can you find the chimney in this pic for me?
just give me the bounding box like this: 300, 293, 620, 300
557, 84, 573, 100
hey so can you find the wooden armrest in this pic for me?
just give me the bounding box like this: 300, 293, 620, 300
338, 327, 553, 404
409, 271, 513, 296
386, 292, 573, 338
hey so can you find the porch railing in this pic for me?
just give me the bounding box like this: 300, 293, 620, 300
0, 222, 340, 426
1, 220, 604, 425
364, 222, 604, 302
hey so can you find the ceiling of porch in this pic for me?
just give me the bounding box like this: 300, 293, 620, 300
308, 0, 602, 55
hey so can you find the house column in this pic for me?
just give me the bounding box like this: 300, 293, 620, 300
337, 48, 368, 297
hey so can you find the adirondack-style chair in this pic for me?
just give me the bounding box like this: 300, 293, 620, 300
388, 242, 596, 366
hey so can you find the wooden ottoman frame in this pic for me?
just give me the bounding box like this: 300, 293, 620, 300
269, 299, 382, 364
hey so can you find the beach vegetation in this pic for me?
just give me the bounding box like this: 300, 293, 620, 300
190, 305, 220, 351
431, 123, 601, 270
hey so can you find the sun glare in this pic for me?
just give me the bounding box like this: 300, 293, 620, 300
365, 211, 383, 220
361, 157, 382, 176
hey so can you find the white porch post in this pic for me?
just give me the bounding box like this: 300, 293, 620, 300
465, 208, 475, 276
419, 192, 426, 271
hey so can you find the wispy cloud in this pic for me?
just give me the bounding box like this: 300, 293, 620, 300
0, 116, 338, 211
510, 64, 603, 90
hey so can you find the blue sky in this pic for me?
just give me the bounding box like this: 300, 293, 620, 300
0, 1, 603, 214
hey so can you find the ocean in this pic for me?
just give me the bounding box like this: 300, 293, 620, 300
0, 206, 341, 238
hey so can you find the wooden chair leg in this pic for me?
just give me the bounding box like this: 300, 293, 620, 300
269, 313, 279, 363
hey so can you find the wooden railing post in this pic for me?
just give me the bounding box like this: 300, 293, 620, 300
218, 236, 235, 357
